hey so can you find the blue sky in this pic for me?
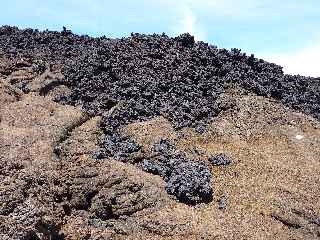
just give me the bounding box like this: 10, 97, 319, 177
1, 0, 320, 76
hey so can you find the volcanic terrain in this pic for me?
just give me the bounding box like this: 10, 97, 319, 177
0, 26, 320, 239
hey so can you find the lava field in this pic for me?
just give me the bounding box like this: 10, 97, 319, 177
1, 26, 320, 206
1, 27, 319, 126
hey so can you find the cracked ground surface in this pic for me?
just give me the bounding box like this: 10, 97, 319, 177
0, 34, 320, 239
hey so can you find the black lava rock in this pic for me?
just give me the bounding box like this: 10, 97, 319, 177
1, 26, 319, 135
1, 26, 319, 205
101, 133, 141, 162
165, 159, 213, 205
143, 140, 213, 205
208, 153, 232, 166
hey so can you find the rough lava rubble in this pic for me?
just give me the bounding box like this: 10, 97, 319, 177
0, 26, 320, 239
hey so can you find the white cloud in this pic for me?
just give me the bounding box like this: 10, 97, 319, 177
151, 0, 320, 77
171, 5, 207, 41
265, 41, 320, 77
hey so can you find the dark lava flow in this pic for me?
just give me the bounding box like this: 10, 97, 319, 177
1, 26, 319, 204
143, 139, 213, 205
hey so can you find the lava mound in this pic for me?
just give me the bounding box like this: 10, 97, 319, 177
1, 26, 320, 240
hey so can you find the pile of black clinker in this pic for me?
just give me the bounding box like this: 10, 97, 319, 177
143, 139, 213, 205
1, 26, 319, 204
